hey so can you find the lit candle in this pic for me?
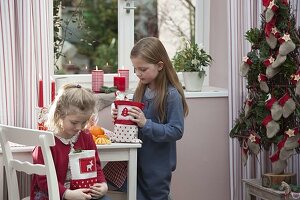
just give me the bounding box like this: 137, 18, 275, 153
114, 75, 126, 92
92, 66, 104, 92
63, 60, 79, 74
38, 75, 43, 107
51, 77, 56, 102
118, 67, 129, 91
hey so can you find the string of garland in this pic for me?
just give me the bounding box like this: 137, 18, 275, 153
272, 183, 300, 193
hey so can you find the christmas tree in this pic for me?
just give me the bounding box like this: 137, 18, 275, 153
230, 0, 300, 175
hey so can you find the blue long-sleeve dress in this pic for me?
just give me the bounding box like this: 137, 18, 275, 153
136, 85, 185, 200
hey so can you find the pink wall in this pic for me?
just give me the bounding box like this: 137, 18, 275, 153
171, 97, 230, 200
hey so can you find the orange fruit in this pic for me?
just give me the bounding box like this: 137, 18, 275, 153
89, 125, 105, 137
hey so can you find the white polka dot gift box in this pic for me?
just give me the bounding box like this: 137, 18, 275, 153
113, 100, 144, 143
69, 150, 97, 189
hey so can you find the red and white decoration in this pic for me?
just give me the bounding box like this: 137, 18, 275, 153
244, 98, 253, 117
278, 33, 296, 56
258, 73, 269, 93
92, 67, 104, 92
112, 100, 144, 143
240, 56, 253, 76
265, 0, 278, 23
291, 71, 300, 96
265, 95, 282, 121
278, 93, 296, 118
266, 27, 281, 49
69, 150, 97, 190
262, 114, 280, 138
247, 132, 261, 155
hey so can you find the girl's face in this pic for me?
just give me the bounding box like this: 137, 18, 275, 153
60, 113, 91, 138
131, 56, 163, 89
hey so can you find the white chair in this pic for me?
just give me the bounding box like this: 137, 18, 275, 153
0, 124, 59, 200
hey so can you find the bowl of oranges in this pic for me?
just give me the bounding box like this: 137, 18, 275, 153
89, 125, 111, 145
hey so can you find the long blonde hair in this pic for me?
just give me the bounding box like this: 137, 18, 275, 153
46, 83, 96, 133
131, 37, 189, 122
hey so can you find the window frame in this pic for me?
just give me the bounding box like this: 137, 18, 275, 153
54, 0, 210, 88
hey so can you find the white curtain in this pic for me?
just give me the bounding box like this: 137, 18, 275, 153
228, 1, 267, 200
228, 1, 300, 200
0, 0, 54, 128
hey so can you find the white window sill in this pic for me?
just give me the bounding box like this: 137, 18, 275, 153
54, 74, 228, 99
184, 86, 228, 98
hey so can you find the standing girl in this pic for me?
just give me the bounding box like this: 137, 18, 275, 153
31, 84, 110, 200
105, 37, 189, 200
130, 37, 189, 200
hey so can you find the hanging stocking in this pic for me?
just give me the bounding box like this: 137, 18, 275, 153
296, 82, 300, 96
262, 115, 280, 138
258, 74, 269, 93
265, 0, 278, 23
242, 140, 248, 166
271, 27, 281, 38
271, 54, 287, 69
272, 158, 287, 174
247, 133, 260, 155
266, 65, 280, 78
270, 139, 287, 174
278, 33, 296, 56
266, 32, 277, 49
291, 72, 300, 96
265, 95, 282, 121
279, 148, 294, 160
264, 56, 279, 78
283, 128, 300, 150
279, 93, 296, 118
240, 56, 253, 76
244, 99, 253, 117
278, 133, 294, 160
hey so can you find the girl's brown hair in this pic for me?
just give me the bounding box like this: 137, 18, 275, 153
46, 83, 96, 133
131, 37, 189, 122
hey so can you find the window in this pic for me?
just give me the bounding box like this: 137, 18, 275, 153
53, 0, 210, 87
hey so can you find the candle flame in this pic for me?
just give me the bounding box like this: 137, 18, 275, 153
85, 66, 88, 70
69, 60, 71, 64
96, 66, 98, 70
106, 62, 108, 66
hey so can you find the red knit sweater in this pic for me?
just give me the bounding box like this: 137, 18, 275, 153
30, 130, 106, 199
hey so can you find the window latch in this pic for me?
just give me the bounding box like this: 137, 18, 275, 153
123, 1, 136, 13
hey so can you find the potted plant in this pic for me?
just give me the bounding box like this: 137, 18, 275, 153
173, 39, 212, 91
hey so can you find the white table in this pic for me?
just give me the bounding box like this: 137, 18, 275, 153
243, 179, 289, 200
0, 143, 141, 200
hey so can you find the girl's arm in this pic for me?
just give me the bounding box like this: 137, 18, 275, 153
140, 88, 185, 142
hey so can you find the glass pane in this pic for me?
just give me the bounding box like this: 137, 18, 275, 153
54, 0, 118, 75
134, 0, 195, 59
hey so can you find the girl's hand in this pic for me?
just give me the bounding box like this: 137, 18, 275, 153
64, 188, 92, 200
89, 182, 108, 199
111, 103, 118, 122
129, 106, 147, 127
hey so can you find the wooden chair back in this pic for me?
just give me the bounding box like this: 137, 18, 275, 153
0, 124, 59, 200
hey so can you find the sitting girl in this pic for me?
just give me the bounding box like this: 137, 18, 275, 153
31, 84, 110, 200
